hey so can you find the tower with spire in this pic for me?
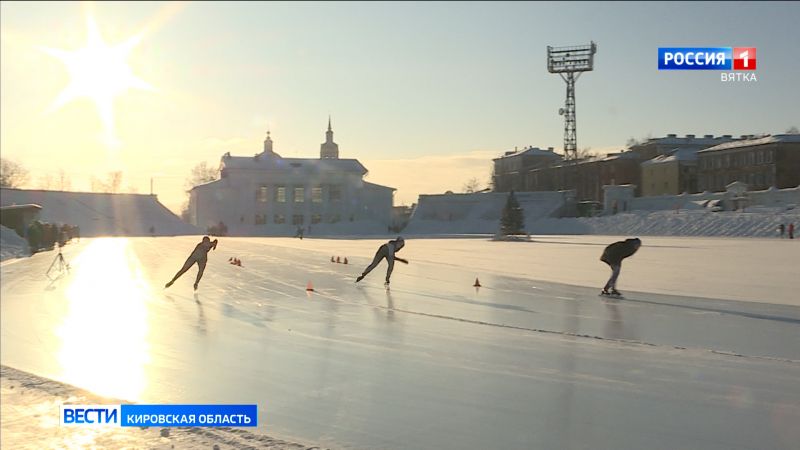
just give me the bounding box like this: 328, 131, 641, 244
262, 130, 274, 155
320, 116, 340, 159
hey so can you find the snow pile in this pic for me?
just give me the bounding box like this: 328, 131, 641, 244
528, 208, 800, 237
220, 218, 391, 237
0, 225, 29, 261
0, 188, 200, 237
405, 191, 566, 234
0, 366, 314, 450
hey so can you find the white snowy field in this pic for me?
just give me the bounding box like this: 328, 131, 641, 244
1, 236, 799, 450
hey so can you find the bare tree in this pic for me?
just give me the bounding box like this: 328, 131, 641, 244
0, 158, 29, 188
180, 162, 218, 222
58, 169, 72, 191
38, 174, 54, 190
462, 177, 482, 193
91, 171, 124, 193
577, 147, 598, 161
184, 161, 218, 191
786, 126, 799, 134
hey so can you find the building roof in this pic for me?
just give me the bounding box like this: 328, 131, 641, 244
634, 134, 738, 148
189, 178, 224, 191
0, 203, 42, 211
363, 181, 396, 191
698, 134, 800, 153
641, 148, 698, 165
221, 155, 368, 175
494, 146, 563, 160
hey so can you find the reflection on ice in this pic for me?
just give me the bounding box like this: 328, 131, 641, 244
57, 238, 151, 401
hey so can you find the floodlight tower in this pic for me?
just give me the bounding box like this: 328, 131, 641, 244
547, 41, 597, 162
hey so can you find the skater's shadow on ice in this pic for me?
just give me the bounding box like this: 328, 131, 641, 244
623, 297, 800, 325
194, 294, 207, 335
221, 302, 266, 328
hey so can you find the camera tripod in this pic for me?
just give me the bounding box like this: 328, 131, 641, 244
46, 245, 70, 281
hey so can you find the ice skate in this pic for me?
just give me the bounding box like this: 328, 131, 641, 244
356, 274, 365, 283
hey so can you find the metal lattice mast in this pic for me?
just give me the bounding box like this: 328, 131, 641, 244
562, 72, 577, 160
547, 42, 597, 162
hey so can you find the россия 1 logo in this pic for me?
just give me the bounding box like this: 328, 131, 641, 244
658, 47, 757, 82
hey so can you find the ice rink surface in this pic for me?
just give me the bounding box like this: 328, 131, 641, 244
2, 236, 799, 449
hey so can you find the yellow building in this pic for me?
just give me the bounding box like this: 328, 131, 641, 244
641, 149, 698, 196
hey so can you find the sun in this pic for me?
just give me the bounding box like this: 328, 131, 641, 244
41, 16, 153, 148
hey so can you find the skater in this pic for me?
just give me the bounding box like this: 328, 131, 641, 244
778, 223, 785, 238
600, 237, 641, 297
165, 236, 218, 290
789, 223, 795, 240
355, 237, 408, 286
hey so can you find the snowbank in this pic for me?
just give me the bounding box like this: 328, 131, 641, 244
528, 209, 800, 237
405, 191, 567, 234
0, 365, 319, 450
0, 225, 29, 262
0, 188, 200, 237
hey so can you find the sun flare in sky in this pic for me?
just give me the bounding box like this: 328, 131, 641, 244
40, 16, 153, 149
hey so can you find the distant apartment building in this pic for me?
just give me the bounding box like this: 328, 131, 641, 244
697, 134, 800, 192
640, 149, 699, 196
492, 146, 563, 192
634, 134, 740, 197
628, 134, 738, 161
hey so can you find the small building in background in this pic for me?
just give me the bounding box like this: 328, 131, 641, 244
0, 204, 41, 238
492, 146, 563, 193
641, 148, 699, 196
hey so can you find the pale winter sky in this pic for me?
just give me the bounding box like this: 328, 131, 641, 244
2, 1, 798, 212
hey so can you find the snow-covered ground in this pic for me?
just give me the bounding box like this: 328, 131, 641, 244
528, 208, 800, 237
0, 365, 316, 450
2, 236, 799, 449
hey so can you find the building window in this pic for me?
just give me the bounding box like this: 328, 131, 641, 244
328, 214, 341, 223
330, 185, 342, 202
255, 214, 266, 225
292, 214, 304, 225
274, 214, 285, 224
294, 187, 305, 203
756, 151, 763, 164
765, 151, 773, 163
257, 186, 268, 203
311, 187, 323, 203
311, 213, 322, 224
276, 186, 286, 203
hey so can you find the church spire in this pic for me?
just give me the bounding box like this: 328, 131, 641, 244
320, 117, 339, 159
263, 129, 273, 154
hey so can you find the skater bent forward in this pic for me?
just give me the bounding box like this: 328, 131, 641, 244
600, 238, 641, 296
165, 236, 218, 290
356, 237, 408, 285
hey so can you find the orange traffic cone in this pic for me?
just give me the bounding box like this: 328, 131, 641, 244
343, 257, 348, 264
336, 256, 341, 263
473, 278, 481, 287
331, 256, 335, 262
306, 281, 315, 292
